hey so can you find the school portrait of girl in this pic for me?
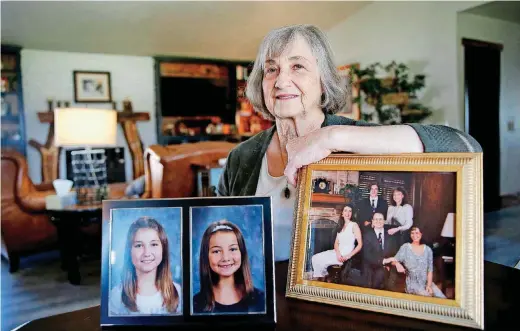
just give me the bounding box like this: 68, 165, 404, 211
191, 205, 266, 315
108, 208, 182, 316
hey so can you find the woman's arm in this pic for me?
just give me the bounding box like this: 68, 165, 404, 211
382, 257, 396, 264
284, 123, 482, 186
328, 125, 424, 154
334, 236, 341, 261
345, 223, 363, 259
398, 204, 414, 232
426, 271, 433, 295
385, 206, 395, 225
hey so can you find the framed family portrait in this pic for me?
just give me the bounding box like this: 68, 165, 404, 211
73, 70, 112, 103
286, 153, 484, 329
100, 197, 275, 328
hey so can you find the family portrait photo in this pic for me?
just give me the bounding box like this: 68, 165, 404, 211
108, 207, 183, 316
190, 205, 267, 315
305, 169, 456, 300
288, 153, 483, 328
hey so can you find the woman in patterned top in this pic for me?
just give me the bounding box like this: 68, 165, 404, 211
383, 226, 446, 298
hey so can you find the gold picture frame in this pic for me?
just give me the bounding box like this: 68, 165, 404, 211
286, 153, 483, 329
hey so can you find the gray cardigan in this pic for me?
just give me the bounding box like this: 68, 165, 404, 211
217, 114, 482, 197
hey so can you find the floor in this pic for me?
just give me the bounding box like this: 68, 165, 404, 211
1, 205, 519, 331
484, 205, 520, 268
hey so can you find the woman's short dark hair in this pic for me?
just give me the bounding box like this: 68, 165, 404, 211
390, 186, 408, 206
245, 24, 348, 121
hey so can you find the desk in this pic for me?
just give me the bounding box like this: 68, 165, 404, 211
15, 261, 519, 330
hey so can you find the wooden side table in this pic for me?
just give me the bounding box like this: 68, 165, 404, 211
48, 204, 102, 285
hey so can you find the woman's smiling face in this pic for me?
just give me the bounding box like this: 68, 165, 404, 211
208, 231, 242, 278
262, 35, 323, 119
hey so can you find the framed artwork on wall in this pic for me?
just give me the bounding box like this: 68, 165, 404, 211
73, 70, 112, 103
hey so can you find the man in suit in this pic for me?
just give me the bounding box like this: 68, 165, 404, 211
362, 212, 402, 290
357, 183, 388, 229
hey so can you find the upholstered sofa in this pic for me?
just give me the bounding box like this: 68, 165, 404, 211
142, 141, 236, 198
1, 150, 128, 272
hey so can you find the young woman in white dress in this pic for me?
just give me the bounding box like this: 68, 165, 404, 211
311, 205, 363, 280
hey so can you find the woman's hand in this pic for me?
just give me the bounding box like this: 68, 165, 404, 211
395, 262, 406, 273
387, 228, 399, 235
336, 251, 343, 263
426, 285, 433, 296
284, 127, 334, 186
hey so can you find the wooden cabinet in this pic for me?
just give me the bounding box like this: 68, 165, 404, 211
1, 45, 26, 156
155, 58, 272, 145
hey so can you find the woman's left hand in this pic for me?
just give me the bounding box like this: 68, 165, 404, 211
387, 228, 399, 235
284, 128, 334, 186
426, 285, 433, 295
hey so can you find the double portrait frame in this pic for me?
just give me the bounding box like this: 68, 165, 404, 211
287, 152, 483, 329
100, 196, 275, 328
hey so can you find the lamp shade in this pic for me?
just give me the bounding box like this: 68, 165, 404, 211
441, 212, 455, 238
54, 108, 117, 147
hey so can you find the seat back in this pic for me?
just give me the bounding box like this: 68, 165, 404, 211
143, 142, 236, 198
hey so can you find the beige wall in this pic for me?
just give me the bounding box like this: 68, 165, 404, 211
458, 13, 520, 195
326, 1, 483, 129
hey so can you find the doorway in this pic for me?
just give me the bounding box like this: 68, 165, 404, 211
463, 38, 503, 213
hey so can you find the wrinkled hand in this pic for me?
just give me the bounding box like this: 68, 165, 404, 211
387, 228, 399, 235
284, 128, 333, 186
396, 263, 406, 273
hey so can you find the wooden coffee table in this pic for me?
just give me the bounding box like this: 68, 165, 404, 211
48, 204, 103, 285
14, 261, 520, 331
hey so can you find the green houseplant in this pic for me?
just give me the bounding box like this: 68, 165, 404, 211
351, 62, 433, 124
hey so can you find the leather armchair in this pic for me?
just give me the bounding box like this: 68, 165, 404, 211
1, 150, 58, 272
143, 141, 236, 198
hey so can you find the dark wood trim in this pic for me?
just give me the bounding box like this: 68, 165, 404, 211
462, 38, 503, 51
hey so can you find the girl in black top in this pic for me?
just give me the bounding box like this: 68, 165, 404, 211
193, 220, 265, 314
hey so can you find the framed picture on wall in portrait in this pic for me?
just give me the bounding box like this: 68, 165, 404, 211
100, 197, 275, 328
286, 153, 484, 329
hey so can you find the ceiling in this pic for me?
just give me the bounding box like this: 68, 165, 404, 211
1, 1, 370, 61
463, 1, 520, 24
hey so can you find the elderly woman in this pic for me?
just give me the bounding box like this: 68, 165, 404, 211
217, 24, 481, 262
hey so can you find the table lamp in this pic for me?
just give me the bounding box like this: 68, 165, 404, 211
441, 213, 455, 238
441, 212, 455, 258
54, 108, 117, 204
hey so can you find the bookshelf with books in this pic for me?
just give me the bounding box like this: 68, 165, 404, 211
1, 45, 26, 156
